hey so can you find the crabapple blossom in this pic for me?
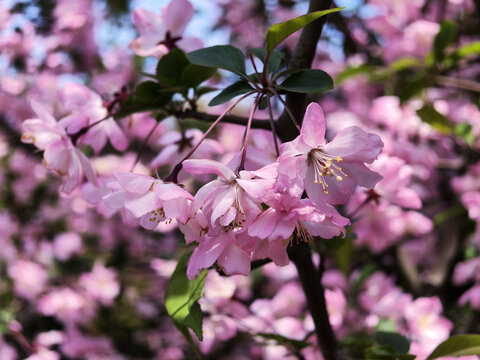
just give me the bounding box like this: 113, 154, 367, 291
104, 171, 193, 230
129, 0, 202, 59
277, 102, 383, 215
21, 100, 96, 194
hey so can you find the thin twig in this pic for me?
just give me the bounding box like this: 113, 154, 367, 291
131, 120, 162, 172
240, 93, 262, 170
267, 94, 280, 157
268, 87, 301, 132
435, 76, 480, 93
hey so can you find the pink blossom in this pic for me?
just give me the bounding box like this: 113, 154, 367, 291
405, 297, 452, 356
52, 232, 83, 261
25, 349, 60, 360
187, 230, 252, 279
459, 284, 480, 309
129, 0, 202, 59
325, 288, 346, 329
277, 102, 383, 215
59, 83, 128, 153
37, 288, 94, 324
8, 259, 48, 300
106, 171, 193, 229
79, 263, 120, 306
150, 129, 223, 170
183, 158, 272, 229
22, 100, 96, 194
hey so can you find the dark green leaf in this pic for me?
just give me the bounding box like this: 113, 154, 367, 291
155, 50, 215, 88
196, 86, 217, 97
181, 64, 216, 87
433, 21, 457, 62
173, 322, 202, 360
276, 69, 333, 93
186, 45, 246, 76
258, 95, 268, 110
374, 332, 410, 354
165, 253, 207, 341
416, 105, 452, 134
365, 346, 415, 360
248, 47, 285, 73
256, 332, 311, 351
427, 334, 480, 359
135, 81, 162, 102
266, 8, 344, 53
399, 74, 427, 102
208, 80, 254, 106
113, 82, 173, 119
156, 49, 190, 86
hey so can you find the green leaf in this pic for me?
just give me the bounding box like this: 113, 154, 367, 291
248, 47, 285, 73
375, 319, 397, 333
335, 235, 353, 275
181, 64, 216, 87
208, 80, 254, 106
256, 332, 312, 351
156, 49, 190, 86
114, 82, 173, 119
455, 41, 480, 58
196, 86, 217, 97
135, 81, 162, 102
165, 253, 207, 341
258, 95, 268, 110
389, 58, 423, 72
374, 332, 410, 354
427, 334, 480, 359
365, 346, 415, 360
276, 69, 333, 93
454, 123, 475, 145
416, 105, 452, 134
433, 20, 457, 62
336, 64, 375, 84
156, 50, 215, 87
174, 322, 202, 360
266, 8, 344, 53
186, 45, 246, 76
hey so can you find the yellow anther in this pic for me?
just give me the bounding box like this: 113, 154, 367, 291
336, 176, 343, 182
337, 156, 343, 162
324, 190, 329, 194
314, 179, 318, 183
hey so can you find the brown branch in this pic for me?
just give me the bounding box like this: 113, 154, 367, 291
276, 0, 333, 142
435, 76, 480, 93
274, 1, 348, 359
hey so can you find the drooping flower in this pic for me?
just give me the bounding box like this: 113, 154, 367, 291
277, 102, 383, 213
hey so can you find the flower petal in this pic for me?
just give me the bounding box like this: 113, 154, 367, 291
183, 159, 236, 180
301, 103, 326, 147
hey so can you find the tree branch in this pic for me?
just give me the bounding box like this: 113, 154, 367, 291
275, 1, 348, 359
276, 0, 333, 142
